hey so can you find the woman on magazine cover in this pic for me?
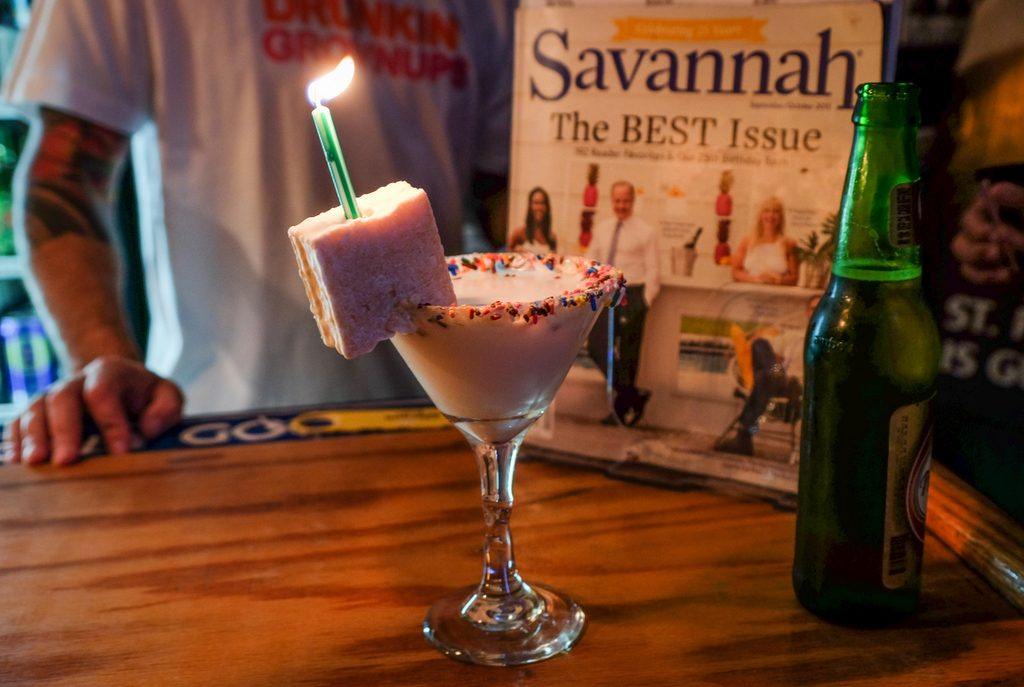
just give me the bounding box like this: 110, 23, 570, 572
508, 187, 557, 254
731, 196, 799, 286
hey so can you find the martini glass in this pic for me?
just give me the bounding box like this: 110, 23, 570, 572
391, 252, 624, 666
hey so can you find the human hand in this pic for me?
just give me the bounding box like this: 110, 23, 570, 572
952, 181, 1024, 286
3, 356, 184, 466
760, 273, 782, 285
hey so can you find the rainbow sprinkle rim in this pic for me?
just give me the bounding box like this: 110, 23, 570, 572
415, 253, 627, 326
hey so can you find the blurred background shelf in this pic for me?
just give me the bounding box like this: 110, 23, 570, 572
0, 102, 25, 121
0, 2, 59, 424
0, 255, 22, 279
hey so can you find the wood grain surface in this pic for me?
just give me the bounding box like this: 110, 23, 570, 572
0, 429, 1021, 687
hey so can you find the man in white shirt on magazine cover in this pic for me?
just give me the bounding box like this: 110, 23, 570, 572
586, 180, 661, 426
1, 0, 514, 465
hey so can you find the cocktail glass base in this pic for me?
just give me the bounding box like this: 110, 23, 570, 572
422, 583, 586, 666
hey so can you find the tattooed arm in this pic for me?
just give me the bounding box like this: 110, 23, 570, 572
23, 107, 138, 365
4, 107, 182, 465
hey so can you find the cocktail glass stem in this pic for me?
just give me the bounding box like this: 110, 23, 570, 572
421, 425, 586, 665
461, 433, 544, 630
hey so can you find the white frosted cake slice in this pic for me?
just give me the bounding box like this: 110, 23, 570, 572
288, 181, 456, 358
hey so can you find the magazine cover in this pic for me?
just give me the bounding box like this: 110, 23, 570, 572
508, 1, 884, 488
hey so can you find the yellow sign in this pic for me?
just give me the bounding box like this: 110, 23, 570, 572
289, 407, 448, 436
613, 17, 767, 43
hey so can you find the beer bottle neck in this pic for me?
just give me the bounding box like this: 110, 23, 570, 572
833, 87, 922, 282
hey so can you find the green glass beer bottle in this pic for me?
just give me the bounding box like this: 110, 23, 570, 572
793, 83, 941, 623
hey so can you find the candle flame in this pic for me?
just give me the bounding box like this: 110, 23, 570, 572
307, 57, 355, 107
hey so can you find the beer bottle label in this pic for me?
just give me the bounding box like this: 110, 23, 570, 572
889, 180, 921, 247
882, 398, 932, 590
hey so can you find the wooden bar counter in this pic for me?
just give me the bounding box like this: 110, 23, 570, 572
0, 428, 1021, 686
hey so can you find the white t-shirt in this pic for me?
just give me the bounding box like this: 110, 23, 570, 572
4, 0, 513, 413
586, 215, 661, 305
